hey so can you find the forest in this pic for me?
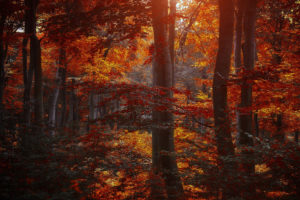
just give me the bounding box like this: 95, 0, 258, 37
0, 0, 299, 199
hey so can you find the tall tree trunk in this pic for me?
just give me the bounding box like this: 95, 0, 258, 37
60, 65, 66, 127
0, 14, 7, 138
234, 0, 244, 74
68, 79, 79, 134
48, 48, 65, 136
212, 1, 238, 199
151, 0, 184, 199
169, 0, 176, 87
23, 36, 33, 129
32, 35, 43, 133
234, 0, 244, 142
22, 0, 39, 150
48, 69, 60, 136
238, 0, 256, 199
269, 2, 284, 143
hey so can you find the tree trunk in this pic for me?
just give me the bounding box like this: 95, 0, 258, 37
238, 0, 256, 199
59, 65, 66, 127
88, 90, 98, 131
151, 0, 184, 199
48, 48, 65, 136
22, 0, 40, 150
0, 14, 7, 138
32, 35, 43, 133
234, 0, 244, 143
23, 36, 33, 129
23, 0, 36, 131
48, 67, 60, 136
169, 0, 176, 87
234, 0, 244, 74
274, 113, 284, 142
212, 1, 238, 199
68, 79, 79, 134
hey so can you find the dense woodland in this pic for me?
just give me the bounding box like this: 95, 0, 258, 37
0, 0, 299, 199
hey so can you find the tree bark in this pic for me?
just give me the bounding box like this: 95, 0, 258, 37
68, 79, 79, 133
22, 0, 40, 150
274, 113, 284, 142
32, 35, 43, 133
0, 14, 7, 137
234, 0, 244, 73
23, 0, 36, 131
151, 0, 184, 199
212, 1, 238, 199
59, 65, 66, 127
48, 48, 65, 136
234, 0, 244, 141
169, 0, 176, 87
238, 0, 256, 199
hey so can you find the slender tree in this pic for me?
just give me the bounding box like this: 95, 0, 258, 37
0, 11, 7, 137
22, 0, 39, 149
48, 48, 65, 136
238, 0, 257, 198
21, 0, 44, 152
234, 0, 244, 74
169, 0, 176, 87
151, 0, 184, 199
212, 0, 238, 199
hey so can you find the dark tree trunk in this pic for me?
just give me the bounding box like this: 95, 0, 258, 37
151, 0, 184, 199
23, 36, 33, 129
234, 0, 244, 73
68, 79, 79, 134
274, 113, 284, 142
22, 0, 40, 150
60, 65, 66, 127
23, 0, 34, 130
169, 0, 176, 87
212, 1, 238, 199
32, 35, 43, 133
0, 14, 7, 137
234, 0, 244, 141
238, 0, 257, 199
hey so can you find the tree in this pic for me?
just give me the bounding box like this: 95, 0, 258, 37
237, 0, 257, 199
0, 3, 7, 138
151, 0, 184, 199
21, 0, 45, 151
212, 0, 238, 199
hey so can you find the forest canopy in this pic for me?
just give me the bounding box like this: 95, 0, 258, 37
0, 0, 299, 199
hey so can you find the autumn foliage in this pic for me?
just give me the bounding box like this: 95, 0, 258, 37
0, 0, 299, 200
